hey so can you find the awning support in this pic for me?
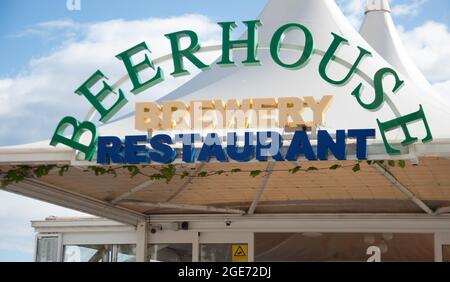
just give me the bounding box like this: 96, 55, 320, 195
247, 162, 275, 215
120, 200, 246, 215
5, 179, 146, 226
372, 162, 434, 214
110, 179, 157, 205
165, 163, 206, 202
435, 206, 450, 215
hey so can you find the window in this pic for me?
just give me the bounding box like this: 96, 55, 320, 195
36, 236, 59, 262
443, 245, 450, 262
147, 244, 192, 262
63, 244, 136, 262
64, 244, 112, 262
116, 244, 136, 262
255, 233, 434, 262
200, 244, 248, 262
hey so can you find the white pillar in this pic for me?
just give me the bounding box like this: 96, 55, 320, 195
192, 232, 200, 262
136, 220, 148, 262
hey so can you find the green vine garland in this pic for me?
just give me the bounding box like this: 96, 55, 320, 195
0, 160, 406, 188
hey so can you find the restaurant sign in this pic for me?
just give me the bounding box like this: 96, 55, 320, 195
49, 20, 433, 164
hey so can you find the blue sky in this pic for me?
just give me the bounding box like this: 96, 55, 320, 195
0, 0, 449, 261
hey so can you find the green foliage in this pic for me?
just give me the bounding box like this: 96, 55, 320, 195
33, 165, 56, 178
352, 163, 361, 172
180, 171, 190, 179
289, 166, 301, 174
159, 165, 176, 183
329, 164, 341, 170
0, 159, 409, 187
250, 170, 262, 178
398, 160, 406, 168
58, 165, 70, 176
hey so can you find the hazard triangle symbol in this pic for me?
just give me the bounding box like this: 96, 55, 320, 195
234, 246, 246, 257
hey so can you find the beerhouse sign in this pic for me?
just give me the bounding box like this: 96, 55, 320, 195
49, 20, 433, 165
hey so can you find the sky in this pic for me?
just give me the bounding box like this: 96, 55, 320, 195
0, 0, 449, 261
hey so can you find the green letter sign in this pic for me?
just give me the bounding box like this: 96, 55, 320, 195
377, 105, 433, 154
270, 23, 314, 69
116, 41, 164, 94
50, 116, 98, 161
165, 30, 209, 77
217, 20, 262, 66
352, 67, 405, 111
319, 33, 372, 85
75, 70, 127, 123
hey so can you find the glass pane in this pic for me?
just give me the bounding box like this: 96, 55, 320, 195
36, 237, 58, 262
201, 244, 232, 262
147, 244, 192, 262
200, 244, 248, 262
63, 245, 112, 262
255, 233, 434, 262
443, 245, 450, 262
117, 244, 136, 262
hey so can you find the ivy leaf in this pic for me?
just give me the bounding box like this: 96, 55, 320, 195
180, 171, 190, 179
289, 166, 301, 174
216, 170, 225, 175
231, 168, 242, 173
89, 166, 107, 176
160, 165, 177, 183
58, 166, 69, 177
352, 163, 361, 172
198, 171, 208, 177
329, 164, 341, 170
106, 167, 117, 178
250, 170, 262, 178
307, 167, 318, 171
149, 173, 163, 181
33, 165, 55, 178
388, 160, 396, 167
398, 160, 406, 168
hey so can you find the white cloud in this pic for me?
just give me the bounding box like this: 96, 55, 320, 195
0, 14, 221, 146
396, 20, 450, 105
337, 0, 366, 28
392, 0, 428, 17
397, 21, 450, 83
11, 19, 82, 40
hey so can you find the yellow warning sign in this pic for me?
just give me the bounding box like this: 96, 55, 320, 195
232, 244, 248, 262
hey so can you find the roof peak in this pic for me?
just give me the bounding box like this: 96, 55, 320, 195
365, 0, 391, 14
